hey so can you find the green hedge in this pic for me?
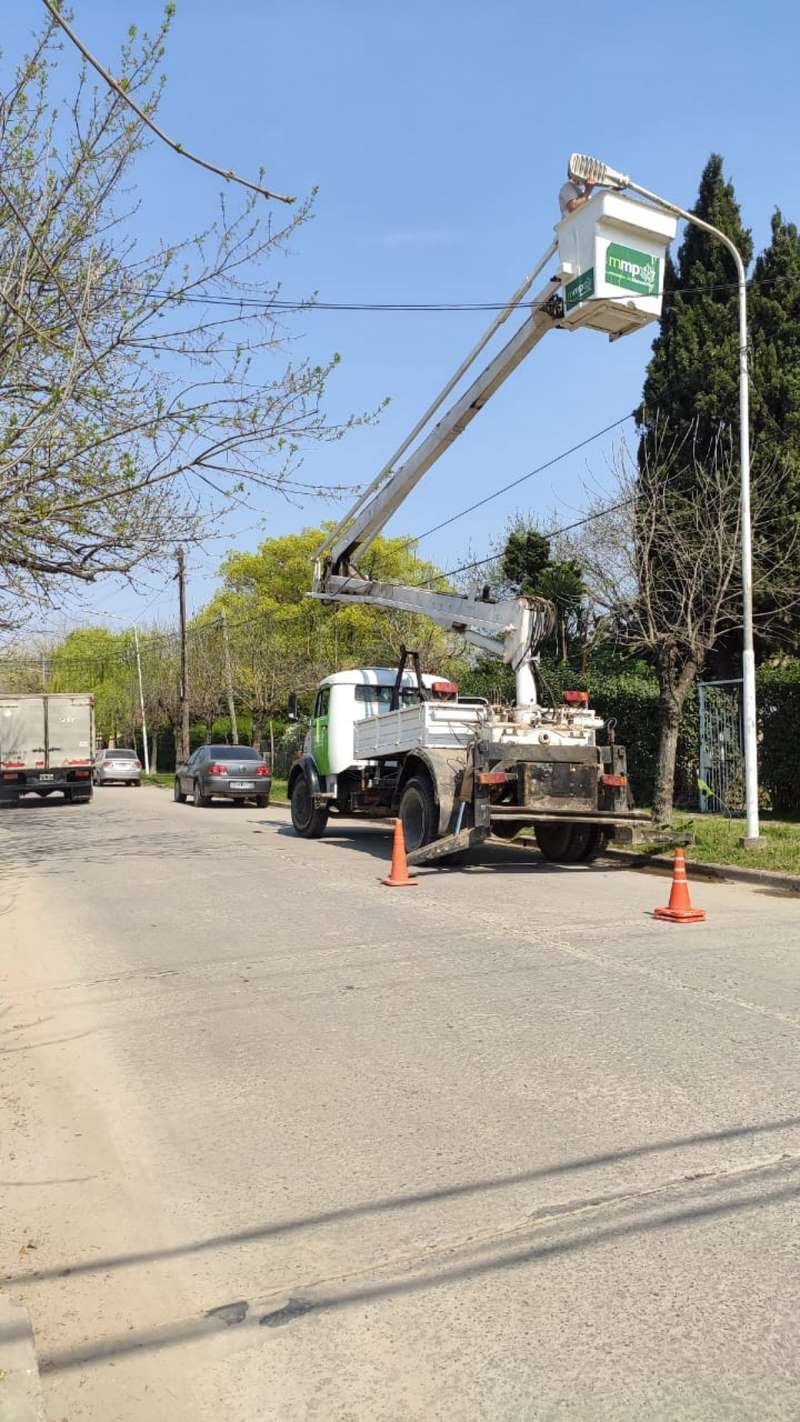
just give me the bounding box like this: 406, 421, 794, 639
757, 663, 800, 814
462, 655, 800, 813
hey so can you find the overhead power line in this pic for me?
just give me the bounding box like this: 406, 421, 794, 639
0, 409, 642, 668
102, 271, 791, 316
405, 413, 634, 550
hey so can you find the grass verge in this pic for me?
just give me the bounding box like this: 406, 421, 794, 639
671, 812, 800, 876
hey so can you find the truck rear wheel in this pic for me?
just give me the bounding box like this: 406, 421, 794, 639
534, 823, 607, 863
573, 826, 608, 862
398, 775, 438, 853
290, 776, 329, 838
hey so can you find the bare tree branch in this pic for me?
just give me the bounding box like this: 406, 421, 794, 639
39, 0, 295, 205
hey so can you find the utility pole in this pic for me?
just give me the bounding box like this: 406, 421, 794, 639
220, 609, 238, 744
133, 626, 150, 774
177, 547, 190, 763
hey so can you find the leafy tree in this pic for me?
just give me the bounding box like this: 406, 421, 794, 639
568, 426, 797, 823
500, 518, 585, 661
203, 526, 466, 742
47, 627, 136, 743
0, 11, 363, 629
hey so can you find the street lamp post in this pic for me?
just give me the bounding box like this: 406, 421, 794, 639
133, 625, 150, 775
568, 156, 763, 846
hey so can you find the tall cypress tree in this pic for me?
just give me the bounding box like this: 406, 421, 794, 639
638, 154, 753, 450
750, 210, 800, 463
749, 211, 800, 646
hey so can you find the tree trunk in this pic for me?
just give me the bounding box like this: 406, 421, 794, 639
652, 659, 697, 824
251, 708, 264, 751
150, 727, 158, 774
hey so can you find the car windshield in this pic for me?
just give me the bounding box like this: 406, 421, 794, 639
206, 746, 261, 760
354, 685, 420, 718
108, 749, 136, 758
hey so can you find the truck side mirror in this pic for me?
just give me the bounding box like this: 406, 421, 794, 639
287, 693, 299, 723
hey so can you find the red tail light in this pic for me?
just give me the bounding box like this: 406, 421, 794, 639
256, 765, 270, 777
103, 760, 114, 767
75, 769, 91, 779
133, 761, 141, 770
207, 763, 228, 775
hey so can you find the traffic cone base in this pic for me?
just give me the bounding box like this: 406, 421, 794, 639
654, 904, 706, 923
653, 848, 705, 923
383, 818, 417, 887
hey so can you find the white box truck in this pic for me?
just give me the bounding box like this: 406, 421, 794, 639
0, 694, 95, 804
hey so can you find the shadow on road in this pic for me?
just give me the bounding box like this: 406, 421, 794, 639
29, 1113, 800, 1372
14, 1113, 800, 1291
274, 822, 630, 876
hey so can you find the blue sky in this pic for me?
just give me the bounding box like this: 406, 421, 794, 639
5, 0, 799, 634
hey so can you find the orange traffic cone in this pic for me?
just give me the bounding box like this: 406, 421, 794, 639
382, 818, 417, 887
654, 848, 705, 923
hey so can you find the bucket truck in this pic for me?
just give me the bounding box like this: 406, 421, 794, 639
288, 174, 676, 865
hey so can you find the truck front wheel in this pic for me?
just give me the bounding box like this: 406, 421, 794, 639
290, 775, 329, 838
398, 775, 438, 853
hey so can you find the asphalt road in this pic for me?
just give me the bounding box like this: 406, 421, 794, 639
1, 785, 800, 1421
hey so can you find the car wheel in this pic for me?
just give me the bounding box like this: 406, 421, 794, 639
174, 779, 186, 803
255, 794, 269, 809
290, 775, 328, 838
193, 779, 209, 807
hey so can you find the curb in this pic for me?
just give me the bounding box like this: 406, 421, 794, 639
0, 1296, 45, 1422
603, 847, 800, 895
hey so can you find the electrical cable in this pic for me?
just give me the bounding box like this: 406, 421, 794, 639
82, 271, 791, 315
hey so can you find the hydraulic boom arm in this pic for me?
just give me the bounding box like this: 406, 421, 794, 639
312, 240, 567, 707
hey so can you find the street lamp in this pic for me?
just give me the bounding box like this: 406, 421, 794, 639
569, 155, 763, 846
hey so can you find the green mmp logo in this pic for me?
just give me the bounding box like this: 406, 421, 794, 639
605, 243, 660, 297
565, 267, 595, 312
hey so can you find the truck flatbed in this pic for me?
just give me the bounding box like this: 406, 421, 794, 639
353, 701, 483, 759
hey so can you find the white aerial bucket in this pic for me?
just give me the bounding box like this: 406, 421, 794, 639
556, 191, 677, 339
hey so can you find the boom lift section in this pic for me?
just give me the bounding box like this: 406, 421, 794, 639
313, 263, 565, 705
312, 185, 677, 707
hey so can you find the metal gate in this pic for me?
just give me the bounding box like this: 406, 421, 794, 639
697, 679, 744, 814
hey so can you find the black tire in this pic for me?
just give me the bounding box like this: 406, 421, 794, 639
533, 823, 608, 863
174, 779, 186, 803
398, 775, 438, 853
290, 774, 329, 837
572, 826, 609, 862
193, 779, 209, 808
255, 794, 270, 809
533, 823, 577, 863
66, 789, 91, 805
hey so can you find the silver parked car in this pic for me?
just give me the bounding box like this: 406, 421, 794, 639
174, 745, 271, 807
93, 747, 142, 786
